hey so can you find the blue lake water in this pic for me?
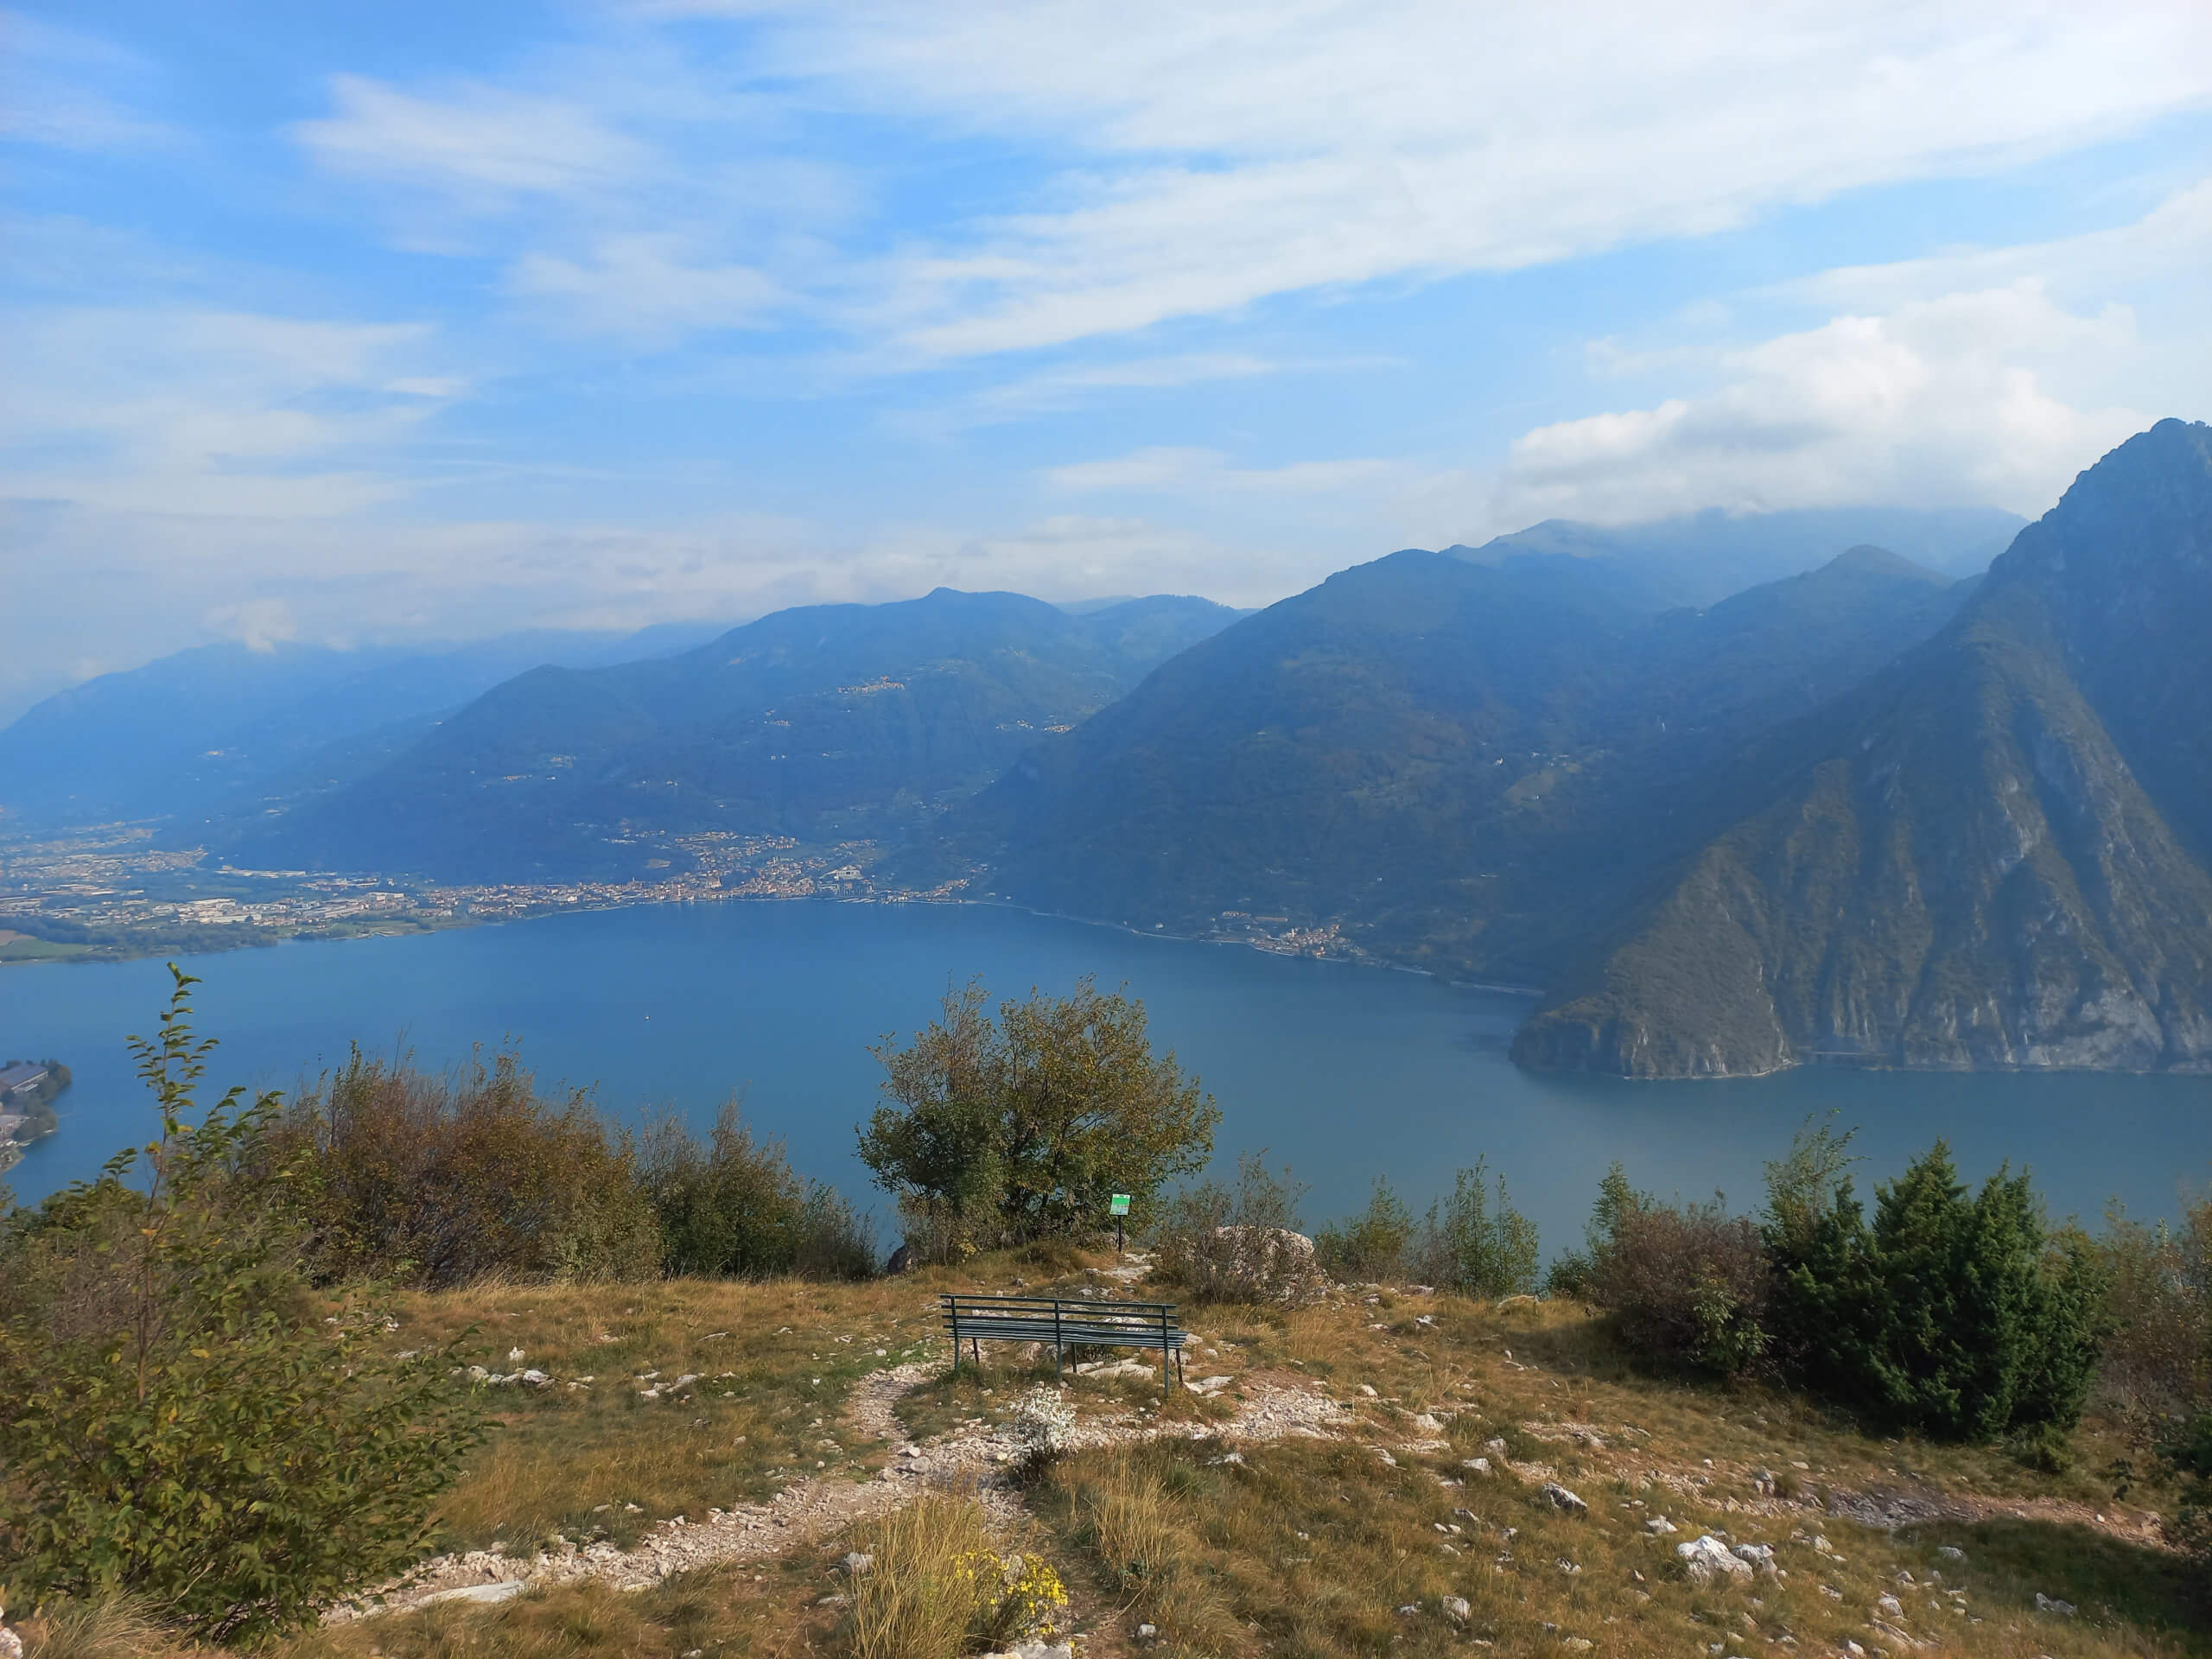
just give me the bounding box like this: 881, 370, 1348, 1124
6, 900, 2209, 1249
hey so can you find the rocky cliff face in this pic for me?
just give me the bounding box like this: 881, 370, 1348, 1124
1515, 420, 2212, 1077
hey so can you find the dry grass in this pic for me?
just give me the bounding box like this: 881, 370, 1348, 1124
16, 1599, 195, 1659
32, 1250, 2202, 1658
372, 1269, 971, 1549
844, 1497, 1000, 1659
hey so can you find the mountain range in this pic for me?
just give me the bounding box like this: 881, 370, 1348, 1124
226, 591, 1244, 882
966, 542, 1980, 985
0, 623, 728, 830
6, 461, 2202, 1078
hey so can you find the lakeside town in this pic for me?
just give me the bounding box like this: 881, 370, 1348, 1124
0, 823, 1369, 969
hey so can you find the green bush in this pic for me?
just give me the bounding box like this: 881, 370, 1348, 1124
1766, 1140, 2105, 1440
859, 976, 1219, 1247
0, 969, 483, 1643
2093, 1196, 2209, 1429
281, 1046, 663, 1287
1408, 1160, 1541, 1299
1315, 1178, 1416, 1280
640, 1103, 875, 1280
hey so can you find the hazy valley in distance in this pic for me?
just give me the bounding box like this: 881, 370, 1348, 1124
4, 425, 2211, 1086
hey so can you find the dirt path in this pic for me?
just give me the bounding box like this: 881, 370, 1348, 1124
330, 1359, 1352, 1621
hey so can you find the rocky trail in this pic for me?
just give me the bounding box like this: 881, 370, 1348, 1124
329, 1355, 1353, 1623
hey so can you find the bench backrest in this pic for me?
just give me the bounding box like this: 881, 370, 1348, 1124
939, 1293, 1184, 1344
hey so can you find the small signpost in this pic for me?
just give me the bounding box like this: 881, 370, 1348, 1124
1109, 1192, 1132, 1256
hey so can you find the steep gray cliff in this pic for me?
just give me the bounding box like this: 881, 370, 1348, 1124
1514, 420, 2212, 1077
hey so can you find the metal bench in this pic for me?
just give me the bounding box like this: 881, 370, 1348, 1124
941, 1293, 1188, 1392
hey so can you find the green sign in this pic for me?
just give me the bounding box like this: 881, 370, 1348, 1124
1109, 1193, 1132, 1216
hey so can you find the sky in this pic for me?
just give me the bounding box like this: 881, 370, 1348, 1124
4, 1, 2210, 722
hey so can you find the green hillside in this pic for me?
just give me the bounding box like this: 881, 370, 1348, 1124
1516, 420, 2212, 1076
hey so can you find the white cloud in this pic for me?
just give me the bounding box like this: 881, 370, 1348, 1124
1484, 177, 2212, 528
1495, 283, 2150, 524
206, 597, 300, 652
505, 233, 784, 339
295, 74, 653, 205
751, 0, 2212, 358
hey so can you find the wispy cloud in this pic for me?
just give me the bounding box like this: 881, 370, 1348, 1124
294, 3, 2212, 359
1046, 445, 1416, 499
0, 10, 178, 150
295, 73, 654, 205
0, 307, 462, 517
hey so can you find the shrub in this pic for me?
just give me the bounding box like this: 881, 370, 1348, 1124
2094, 1196, 2209, 1429
639, 1103, 874, 1281
281, 1047, 662, 1287
1546, 1161, 1640, 1300
0, 969, 483, 1643
1595, 1198, 1770, 1376
1767, 1140, 2106, 1440
2160, 1409, 2212, 1565
1315, 1179, 1416, 1280
858, 977, 1219, 1247
1407, 1159, 1541, 1299
1153, 1154, 1320, 1304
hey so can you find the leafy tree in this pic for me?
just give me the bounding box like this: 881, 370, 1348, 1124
2160, 1409, 2212, 1566
1562, 1162, 1769, 1376
0, 969, 483, 1642
1545, 1160, 1643, 1298
1767, 1140, 2105, 1440
858, 976, 1219, 1245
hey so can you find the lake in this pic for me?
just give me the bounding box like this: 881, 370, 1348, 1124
7, 899, 2210, 1249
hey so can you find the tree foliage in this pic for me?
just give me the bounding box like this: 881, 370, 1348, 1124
1560, 1162, 1769, 1376
858, 977, 1219, 1245
0, 969, 483, 1642
1315, 1179, 1417, 1280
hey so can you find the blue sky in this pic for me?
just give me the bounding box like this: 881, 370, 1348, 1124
4, 1, 2209, 719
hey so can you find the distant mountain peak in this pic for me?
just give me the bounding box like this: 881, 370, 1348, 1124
1822, 544, 1951, 582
